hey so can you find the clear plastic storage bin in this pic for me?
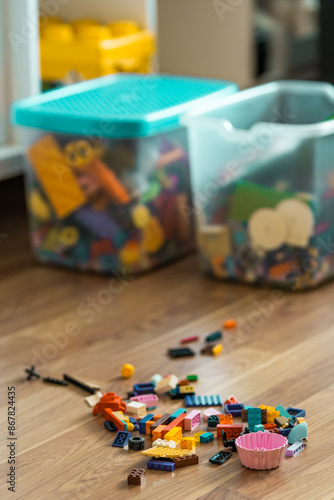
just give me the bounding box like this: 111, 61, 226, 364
184, 81, 334, 290
12, 75, 238, 274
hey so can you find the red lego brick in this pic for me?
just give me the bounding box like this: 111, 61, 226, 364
161, 413, 186, 437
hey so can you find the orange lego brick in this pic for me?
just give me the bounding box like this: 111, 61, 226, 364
161, 413, 186, 437
93, 392, 126, 415
219, 414, 233, 425
92, 158, 130, 204
264, 423, 276, 431
152, 425, 167, 441
152, 414, 163, 421
165, 427, 182, 443
104, 408, 125, 431
217, 424, 242, 440
224, 396, 239, 405
180, 437, 196, 451
145, 420, 155, 435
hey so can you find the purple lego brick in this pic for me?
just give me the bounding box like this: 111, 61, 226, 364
286, 441, 304, 457
130, 394, 159, 408
147, 459, 175, 472
225, 403, 244, 417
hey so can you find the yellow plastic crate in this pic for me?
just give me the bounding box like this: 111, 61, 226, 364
40, 21, 155, 81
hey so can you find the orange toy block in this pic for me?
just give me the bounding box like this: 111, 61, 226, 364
104, 408, 125, 430
92, 158, 130, 205
224, 396, 240, 405
146, 421, 155, 435
180, 437, 196, 450
152, 425, 167, 441
93, 392, 126, 415
161, 413, 186, 437
264, 423, 276, 431
152, 414, 163, 421
219, 414, 233, 425
217, 424, 242, 440
165, 427, 182, 443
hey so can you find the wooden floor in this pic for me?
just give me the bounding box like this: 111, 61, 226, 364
1, 178, 334, 500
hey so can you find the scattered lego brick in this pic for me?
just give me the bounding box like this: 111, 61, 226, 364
161, 413, 186, 437
168, 347, 195, 358
43, 376, 68, 386
151, 374, 162, 386
152, 425, 167, 441
25, 365, 41, 380
184, 410, 201, 431
207, 415, 219, 428
165, 426, 182, 443
145, 420, 155, 435
179, 385, 195, 394
155, 375, 178, 394
286, 441, 304, 457
209, 451, 233, 465
218, 424, 243, 440
150, 414, 171, 435
224, 396, 240, 405
205, 330, 222, 343
64, 373, 95, 394
141, 447, 192, 458
93, 392, 126, 416
112, 431, 130, 448
138, 414, 155, 435
104, 421, 117, 432
275, 416, 290, 428
286, 407, 306, 420
185, 395, 222, 407
253, 424, 264, 432
219, 414, 233, 425
170, 387, 195, 399
223, 319, 237, 329
152, 414, 163, 421
170, 408, 187, 420
173, 454, 199, 468
288, 422, 308, 444
133, 383, 155, 395
104, 409, 125, 431
130, 394, 159, 408
152, 439, 176, 449
147, 459, 175, 472
128, 469, 146, 486
85, 392, 103, 407
126, 401, 146, 418
128, 436, 145, 451
193, 431, 205, 442
200, 432, 214, 443
180, 336, 199, 344
180, 437, 196, 450
225, 403, 244, 417
275, 405, 291, 419
177, 380, 190, 386
248, 408, 262, 432
187, 375, 198, 382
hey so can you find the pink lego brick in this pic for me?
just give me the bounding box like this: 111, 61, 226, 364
184, 410, 201, 431
203, 407, 222, 421
130, 394, 159, 408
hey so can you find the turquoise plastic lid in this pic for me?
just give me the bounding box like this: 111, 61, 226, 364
11, 74, 238, 138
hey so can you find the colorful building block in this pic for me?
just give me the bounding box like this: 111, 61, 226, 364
168, 347, 195, 358
184, 410, 201, 431
205, 330, 222, 343
286, 407, 306, 420
275, 416, 290, 428
180, 336, 199, 344
288, 422, 308, 444
112, 431, 130, 448
152, 439, 176, 448
248, 408, 262, 432
128, 469, 146, 485
286, 441, 304, 457
104, 409, 125, 431
152, 425, 167, 441
145, 420, 155, 435
219, 414, 233, 425
150, 414, 171, 435
253, 424, 264, 432
138, 413, 155, 434
209, 451, 232, 465
170, 408, 187, 420
104, 421, 117, 432
225, 403, 244, 417
173, 454, 199, 468
193, 431, 205, 442
200, 432, 214, 443
133, 383, 155, 395
180, 437, 196, 450
187, 375, 198, 382
141, 447, 192, 458
152, 414, 163, 421
93, 392, 126, 416
275, 405, 291, 419
259, 406, 280, 424
185, 395, 222, 407
207, 415, 219, 428
126, 401, 146, 418
151, 374, 163, 386
218, 424, 243, 440
224, 396, 240, 405
155, 375, 178, 394
147, 459, 175, 472
297, 417, 306, 425
128, 436, 145, 451
161, 413, 186, 437
165, 426, 182, 443
203, 408, 221, 421
180, 385, 195, 394
130, 394, 159, 409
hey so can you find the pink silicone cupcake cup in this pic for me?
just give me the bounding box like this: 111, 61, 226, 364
236, 431, 288, 470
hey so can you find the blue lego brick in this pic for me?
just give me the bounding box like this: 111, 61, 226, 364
104, 421, 117, 432
200, 432, 214, 443
112, 431, 130, 448
170, 408, 187, 420
185, 395, 222, 407
139, 414, 155, 434
286, 407, 306, 420
128, 417, 139, 432
248, 407, 262, 432
133, 383, 155, 395
280, 427, 292, 437
225, 403, 244, 417
147, 459, 175, 472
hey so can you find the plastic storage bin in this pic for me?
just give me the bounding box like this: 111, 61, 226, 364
12, 74, 238, 275
184, 81, 334, 290
40, 19, 155, 83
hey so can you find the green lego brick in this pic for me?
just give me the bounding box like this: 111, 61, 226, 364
253, 424, 264, 432
187, 375, 198, 382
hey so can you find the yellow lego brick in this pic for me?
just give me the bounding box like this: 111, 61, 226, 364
193, 432, 205, 443
179, 385, 195, 394
180, 437, 196, 450
259, 405, 280, 424
112, 411, 124, 421
141, 447, 192, 459
165, 426, 182, 443
27, 135, 86, 219
297, 417, 306, 424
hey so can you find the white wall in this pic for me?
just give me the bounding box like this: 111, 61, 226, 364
157, 0, 254, 88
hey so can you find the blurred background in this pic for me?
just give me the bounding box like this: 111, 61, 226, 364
0, 0, 332, 229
